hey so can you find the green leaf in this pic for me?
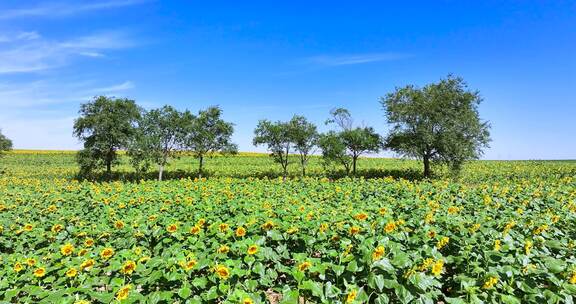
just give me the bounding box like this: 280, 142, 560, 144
178, 286, 191, 298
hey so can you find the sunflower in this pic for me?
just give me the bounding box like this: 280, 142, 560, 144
66, 267, 78, 278
384, 221, 397, 233
494, 240, 501, 251
349, 226, 360, 235
60, 243, 75, 256
372, 246, 385, 261
26, 258, 36, 266
217, 245, 230, 254
116, 285, 132, 301
261, 221, 274, 230
525, 240, 533, 255
80, 258, 95, 271
482, 277, 498, 289
235, 226, 246, 237
298, 261, 311, 272
166, 224, 178, 233
13, 262, 24, 272
431, 260, 444, 276
242, 298, 254, 304
190, 225, 201, 235
214, 265, 230, 279
346, 289, 357, 303
51, 224, 64, 233
33, 267, 46, 278
100, 247, 114, 260
354, 212, 368, 221
182, 259, 197, 271
247, 245, 258, 255
84, 238, 94, 247
23, 224, 33, 232
120, 260, 136, 275
436, 237, 449, 250
219, 223, 229, 232
114, 220, 125, 229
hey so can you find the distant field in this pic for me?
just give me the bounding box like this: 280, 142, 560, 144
1, 151, 576, 303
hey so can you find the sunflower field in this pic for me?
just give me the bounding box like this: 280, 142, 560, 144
1, 151, 576, 303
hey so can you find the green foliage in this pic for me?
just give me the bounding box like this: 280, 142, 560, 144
183, 106, 237, 176
127, 105, 188, 180
253, 119, 293, 179
381, 75, 491, 177
253, 115, 319, 178
73, 96, 141, 177
288, 115, 318, 176
2, 152, 576, 303
318, 131, 352, 174
0, 129, 13, 155
323, 108, 382, 175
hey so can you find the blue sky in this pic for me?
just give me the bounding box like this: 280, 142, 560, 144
0, 1, 574, 159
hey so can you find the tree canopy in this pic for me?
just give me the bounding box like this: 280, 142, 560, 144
381, 75, 491, 177
73, 96, 141, 176
128, 105, 188, 180
0, 129, 13, 156
323, 108, 382, 175
184, 106, 237, 176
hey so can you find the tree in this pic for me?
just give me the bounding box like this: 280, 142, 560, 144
0, 129, 13, 156
73, 96, 141, 177
318, 131, 352, 174
340, 127, 382, 174
253, 120, 292, 180
128, 105, 187, 180
381, 75, 491, 177
184, 106, 237, 177
323, 108, 382, 175
288, 115, 318, 176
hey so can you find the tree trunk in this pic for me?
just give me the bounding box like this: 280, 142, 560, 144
158, 164, 164, 181
423, 155, 431, 178
106, 147, 113, 177
301, 157, 306, 176
198, 155, 204, 178
352, 156, 357, 176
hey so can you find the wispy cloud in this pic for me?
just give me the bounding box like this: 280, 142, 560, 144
89, 81, 135, 93
0, 79, 136, 108
0, 30, 135, 74
304, 53, 412, 66
0, 0, 149, 19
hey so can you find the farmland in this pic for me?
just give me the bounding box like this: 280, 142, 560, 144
1, 151, 576, 303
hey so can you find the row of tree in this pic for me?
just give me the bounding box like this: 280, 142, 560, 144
73, 97, 236, 180
70, 75, 490, 180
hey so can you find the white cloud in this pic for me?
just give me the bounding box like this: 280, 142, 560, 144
0, 79, 135, 108
0, 30, 135, 74
89, 81, 135, 93
0, 0, 149, 20
304, 53, 411, 66
0, 79, 136, 149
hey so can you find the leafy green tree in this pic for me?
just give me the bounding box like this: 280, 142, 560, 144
253, 120, 292, 180
0, 129, 13, 158
128, 105, 188, 180
184, 106, 237, 177
381, 75, 491, 177
324, 108, 382, 175
317, 131, 352, 174
73, 96, 141, 177
288, 115, 318, 176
